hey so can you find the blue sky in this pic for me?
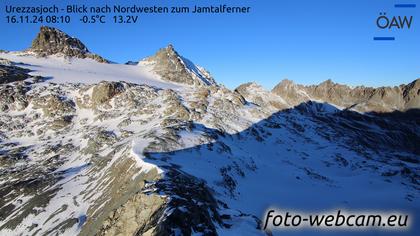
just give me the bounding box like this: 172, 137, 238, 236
1, 0, 419, 89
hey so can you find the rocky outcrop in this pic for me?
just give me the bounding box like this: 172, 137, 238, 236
33, 95, 75, 118
91, 82, 125, 106
0, 63, 31, 84
142, 44, 217, 86
76, 81, 126, 110
0, 83, 29, 111
29, 26, 108, 63
98, 192, 166, 236
146, 169, 223, 236
162, 89, 190, 121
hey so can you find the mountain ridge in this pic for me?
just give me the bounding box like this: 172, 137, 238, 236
269, 78, 420, 112
229, 78, 420, 114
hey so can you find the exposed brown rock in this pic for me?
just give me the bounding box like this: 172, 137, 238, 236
271, 78, 420, 112
91, 81, 125, 106
402, 79, 420, 110
32, 95, 75, 118
143, 44, 217, 86
29, 26, 108, 63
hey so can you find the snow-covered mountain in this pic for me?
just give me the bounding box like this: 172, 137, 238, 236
0, 27, 419, 236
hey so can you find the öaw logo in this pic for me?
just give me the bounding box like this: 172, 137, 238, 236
374, 3, 415, 41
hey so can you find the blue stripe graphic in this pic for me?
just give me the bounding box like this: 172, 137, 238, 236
394, 4, 416, 8
373, 37, 396, 40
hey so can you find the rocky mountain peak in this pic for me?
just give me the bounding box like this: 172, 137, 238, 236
319, 79, 334, 86
158, 44, 184, 63
143, 44, 217, 87
165, 43, 176, 53
271, 79, 309, 106
29, 26, 108, 63
278, 78, 294, 85
406, 78, 420, 89
30, 26, 88, 56
402, 78, 420, 109
272, 79, 296, 90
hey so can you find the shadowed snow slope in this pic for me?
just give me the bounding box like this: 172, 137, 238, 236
145, 103, 420, 236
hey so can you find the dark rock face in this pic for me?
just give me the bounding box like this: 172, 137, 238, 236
138, 169, 222, 236
144, 44, 217, 86
0, 64, 30, 84
29, 26, 108, 63
125, 61, 138, 65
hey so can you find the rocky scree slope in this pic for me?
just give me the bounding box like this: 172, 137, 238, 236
0, 27, 419, 236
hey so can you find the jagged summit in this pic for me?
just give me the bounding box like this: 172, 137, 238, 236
402, 78, 420, 109
31, 26, 88, 54
269, 79, 309, 106
142, 44, 217, 87
29, 26, 108, 63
